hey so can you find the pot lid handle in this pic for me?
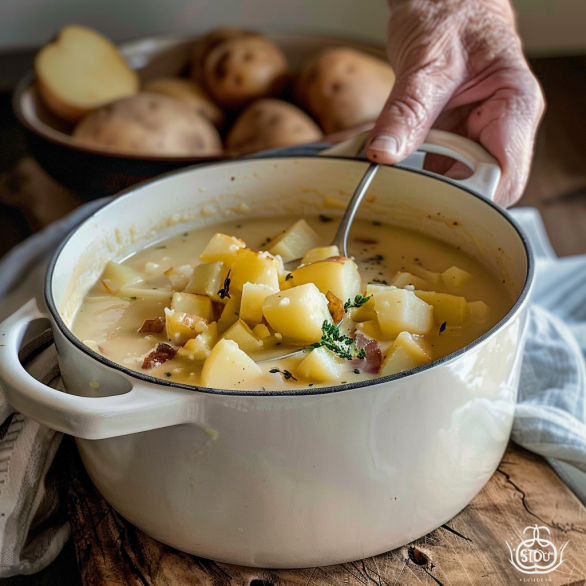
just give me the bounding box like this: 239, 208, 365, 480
320, 129, 501, 202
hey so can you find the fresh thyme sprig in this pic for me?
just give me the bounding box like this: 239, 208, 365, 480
310, 321, 366, 361
269, 368, 298, 381
217, 270, 232, 300
343, 294, 372, 312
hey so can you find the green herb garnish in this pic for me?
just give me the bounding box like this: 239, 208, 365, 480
154, 245, 166, 250
343, 294, 372, 312
310, 321, 366, 361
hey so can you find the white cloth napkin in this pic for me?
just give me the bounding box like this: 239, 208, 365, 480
1, 195, 586, 576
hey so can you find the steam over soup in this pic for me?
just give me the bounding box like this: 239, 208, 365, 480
71, 216, 513, 391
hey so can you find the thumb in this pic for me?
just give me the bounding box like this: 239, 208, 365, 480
365, 69, 456, 164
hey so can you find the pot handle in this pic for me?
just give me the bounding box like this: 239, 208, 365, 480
0, 299, 193, 440
320, 129, 501, 201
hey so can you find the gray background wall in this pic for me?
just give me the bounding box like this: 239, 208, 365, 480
1, 0, 585, 56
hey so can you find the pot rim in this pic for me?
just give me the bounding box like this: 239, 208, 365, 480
45, 156, 535, 397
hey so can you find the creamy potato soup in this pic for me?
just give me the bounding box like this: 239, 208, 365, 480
72, 216, 512, 391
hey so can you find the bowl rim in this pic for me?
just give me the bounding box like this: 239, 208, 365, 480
12, 30, 388, 161
44, 155, 535, 397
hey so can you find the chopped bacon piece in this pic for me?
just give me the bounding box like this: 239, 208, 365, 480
142, 343, 177, 369
138, 317, 166, 333
353, 333, 382, 374
326, 291, 344, 324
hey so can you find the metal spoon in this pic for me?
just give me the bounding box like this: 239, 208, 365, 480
256, 162, 380, 363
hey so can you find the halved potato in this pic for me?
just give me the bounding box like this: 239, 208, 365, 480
35, 25, 139, 122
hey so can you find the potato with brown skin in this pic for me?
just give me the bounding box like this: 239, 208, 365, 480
226, 99, 322, 154
191, 27, 256, 83
204, 36, 288, 109
143, 77, 225, 129
72, 93, 222, 157
295, 48, 395, 134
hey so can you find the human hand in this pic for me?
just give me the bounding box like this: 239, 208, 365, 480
365, 0, 545, 206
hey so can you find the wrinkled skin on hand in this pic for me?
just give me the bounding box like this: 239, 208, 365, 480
365, 0, 545, 206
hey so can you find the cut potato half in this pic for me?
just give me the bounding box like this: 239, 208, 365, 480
35, 25, 139, 122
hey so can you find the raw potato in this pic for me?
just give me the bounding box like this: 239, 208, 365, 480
226, 99, 322, 154
143, 77, 225, 129
262, 284, 332, 345
191, 28, 256, 82
201, 339, 265, 390
295, 47, 395, 133
35, 25, 139, 122
268, 219, 322, 263
204, 36, 288, 109
73, 93, 222, 157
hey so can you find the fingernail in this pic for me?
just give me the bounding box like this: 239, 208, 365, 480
369, 135, 399, 156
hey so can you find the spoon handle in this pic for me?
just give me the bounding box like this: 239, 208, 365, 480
330, 163, 380, 257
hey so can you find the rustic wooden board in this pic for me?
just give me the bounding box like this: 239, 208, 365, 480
65, 441, 586, 586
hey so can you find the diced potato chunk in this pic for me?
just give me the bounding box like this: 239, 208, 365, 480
164, 265, 194, 290
252, 323, 271, 339
290, 257, 361, 304
441, 266, 473, 289
374, 288, 434, 339
184, 261, 228, 303
468, 300, 490, 324
390, 272, 430, 291
230, 249, 280, 292
217, 292, 242, 334
201, 339, 265, 390
171, 292, 213, 321
356, 319, 386, 341
414, 291, 471, 326
366, 283, 396, 296
262, 283, 331, 345
177, 322, 218, 361
118, 286, 173, 302
296, 347, 346, 383
268, 219, 321, 262
199, 233, 246, 268
406, 264, 441, 284
165, 308, 208, 346
380, 331, 432, 376
350, 297, 376, 322
221, 319, 263, 353
240, 282, 277, 326
101, 260, 143, 293
301, 245, 340, 265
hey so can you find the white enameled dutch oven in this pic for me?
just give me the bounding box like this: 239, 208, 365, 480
0, 131, 533, 568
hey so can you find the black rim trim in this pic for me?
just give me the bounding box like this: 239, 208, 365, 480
45, 155, 535, 397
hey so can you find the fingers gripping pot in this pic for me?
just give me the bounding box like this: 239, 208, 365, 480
0, 131, 533, 568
